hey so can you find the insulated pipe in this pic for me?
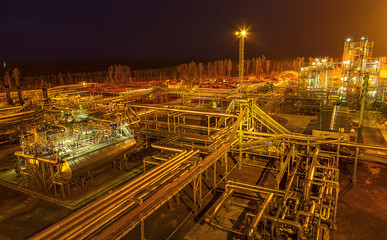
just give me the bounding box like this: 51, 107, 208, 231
31, 150, 198, 240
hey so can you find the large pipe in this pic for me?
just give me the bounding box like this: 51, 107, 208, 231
249, 193, 274, 236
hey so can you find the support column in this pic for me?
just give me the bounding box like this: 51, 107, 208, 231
193, 175, 202, 214
213, 162, 217, 194
353, 147, 359, 183
141, 219, 145, 240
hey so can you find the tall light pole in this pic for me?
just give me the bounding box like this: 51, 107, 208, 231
235, 29, 246, 84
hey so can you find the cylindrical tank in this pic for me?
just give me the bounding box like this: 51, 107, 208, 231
60, 137, 136, 180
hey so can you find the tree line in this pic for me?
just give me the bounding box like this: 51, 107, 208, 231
1, 56, 339, 90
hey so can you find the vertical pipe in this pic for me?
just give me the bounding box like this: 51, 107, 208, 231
358, 75, 369, 143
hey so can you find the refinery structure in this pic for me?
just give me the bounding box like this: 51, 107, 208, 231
0, 35, 386, 240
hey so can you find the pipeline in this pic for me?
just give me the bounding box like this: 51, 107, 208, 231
30, 150, 199, 240
205, 189, 235, 223
96, 144, 232, 240
14, 152, 58, 164
248, 193, 274, 239
31, 151, 190, 239
126, 104, 238, 118
304, 148, 320, 201
67, 150, 199, 240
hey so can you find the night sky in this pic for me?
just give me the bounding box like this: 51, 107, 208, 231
1, 0, 387, 62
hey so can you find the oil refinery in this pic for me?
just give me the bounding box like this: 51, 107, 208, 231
0, 25, 387, 240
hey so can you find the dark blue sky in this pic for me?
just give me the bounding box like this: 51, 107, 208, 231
1, 0, 387, 61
